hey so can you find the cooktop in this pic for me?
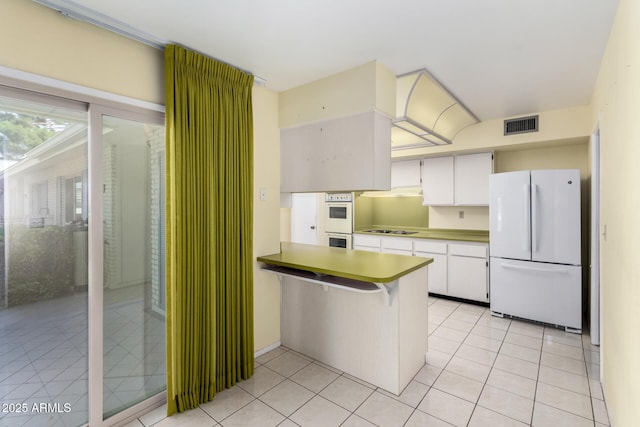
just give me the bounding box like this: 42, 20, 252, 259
363, 229, 418, 235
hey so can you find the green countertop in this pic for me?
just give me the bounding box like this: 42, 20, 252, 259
257, 242, 432, 283
354, 228, 489, 243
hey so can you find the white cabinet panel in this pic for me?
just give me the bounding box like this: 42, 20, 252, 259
353, 234, 381, 252
391, 160, 421, 188
455, 152, 493, 205
421, 157, 454, 205
382, 248, 413, 256
281, 111, 391, 193
351, 234, 488, 303
414, 240, 447, 254
415, 251, 447, 294
380, 236, 413, 256
380, 236, 413, 252
422, 153, 493, 206
448, 255, 488, 302
353, 234, 381, 248
354, 245, 380, 253
449, 243, 487, 258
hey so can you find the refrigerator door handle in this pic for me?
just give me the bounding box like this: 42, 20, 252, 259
523, 184, 531, 252
531, 183, 538, 253
501, 262, 570, 275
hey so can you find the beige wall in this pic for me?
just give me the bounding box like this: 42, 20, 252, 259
424, 142, 589, 231
252, 87, 282, 351
494, 142, 589, 176
590, 0, 640, 424
428, 206, 489, 230
393, 105, 592, 159
279, 61, 396, 128
2, 0, 282, 353
0, 0, 164, 104
393, 103, 593, 231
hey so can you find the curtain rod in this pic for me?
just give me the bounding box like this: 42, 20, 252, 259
32, 0, 267, 86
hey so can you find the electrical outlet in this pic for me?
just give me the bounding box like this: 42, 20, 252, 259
458, 210, 464, 219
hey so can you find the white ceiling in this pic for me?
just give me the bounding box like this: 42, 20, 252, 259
48, 0, 618, 121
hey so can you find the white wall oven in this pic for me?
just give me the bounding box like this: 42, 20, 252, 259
326, 232, 352, 249
325, 193, 353, 234
325, 193, 353, 249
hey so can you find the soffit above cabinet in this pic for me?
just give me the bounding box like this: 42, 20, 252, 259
278, 61, 396, 129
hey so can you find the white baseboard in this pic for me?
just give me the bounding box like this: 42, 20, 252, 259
254, 341, 282, 358
107, 342, 282, 426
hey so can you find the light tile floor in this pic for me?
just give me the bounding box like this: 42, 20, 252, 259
0, 285, 165, 427
123, 296, 610, 427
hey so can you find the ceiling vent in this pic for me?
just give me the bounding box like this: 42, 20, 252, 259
504, 115, 539, 135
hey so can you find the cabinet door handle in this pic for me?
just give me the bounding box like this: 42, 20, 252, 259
310, 226, 316, 230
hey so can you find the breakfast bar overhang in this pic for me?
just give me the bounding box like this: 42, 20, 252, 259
257, 242, 433, 395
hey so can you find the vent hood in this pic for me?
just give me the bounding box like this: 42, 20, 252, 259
392, 69, 479, 150
359, 187, 422, 198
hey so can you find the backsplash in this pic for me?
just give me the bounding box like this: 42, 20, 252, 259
428, 206, 489, 231
354, 194, 489, 231
354, 195, 429, 230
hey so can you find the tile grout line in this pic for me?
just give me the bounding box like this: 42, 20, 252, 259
465, 307, 511, 426
426, 299, 487, 426
132, 297, 609, 427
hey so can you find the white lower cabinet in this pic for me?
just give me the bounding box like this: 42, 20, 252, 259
448, 255, 489, 302
381, 237, 413, 256
414, 240, 448, 295
353, 234, 381, 252
355, 234, 489, 303
415, 252, 447, 294
447, 243, 489, 303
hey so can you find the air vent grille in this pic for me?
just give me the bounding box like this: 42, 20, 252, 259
504, 115, 539, 135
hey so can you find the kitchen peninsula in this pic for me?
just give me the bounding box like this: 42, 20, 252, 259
257, 242, 432, 395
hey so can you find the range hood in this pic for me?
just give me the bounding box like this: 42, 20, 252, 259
392, 69, 479, 150
359, 187, 422, 198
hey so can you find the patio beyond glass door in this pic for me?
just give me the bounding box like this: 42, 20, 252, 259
0, 93, 89, 426
101, 115, 166, 418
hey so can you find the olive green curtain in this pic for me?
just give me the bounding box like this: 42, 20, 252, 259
164, 44, 254, 415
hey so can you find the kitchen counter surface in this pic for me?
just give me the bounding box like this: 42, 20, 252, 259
257, 241, 432, 283
354, 228, 489, 243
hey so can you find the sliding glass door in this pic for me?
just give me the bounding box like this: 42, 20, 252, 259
101, 114, 165, 418
0, 86, 165, 426
0, 90, 89, 426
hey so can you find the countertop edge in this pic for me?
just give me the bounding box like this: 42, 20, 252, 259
257, 243, 433, 283
257, 256, 432, 283
353, 228, 489, 243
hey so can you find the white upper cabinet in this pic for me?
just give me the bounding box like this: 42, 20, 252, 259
279, 62, 396, 193
421, 156, 454, 205
455, 152, 493, 205
421, 152, 493, 206
391, 160, 422, 188
281, 111, 391, 193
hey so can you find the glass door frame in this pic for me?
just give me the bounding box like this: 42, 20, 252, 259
88, 104, 165, 426
0, 69, 166, 427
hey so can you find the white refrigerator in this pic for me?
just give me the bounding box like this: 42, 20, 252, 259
489, 169, 582, 332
